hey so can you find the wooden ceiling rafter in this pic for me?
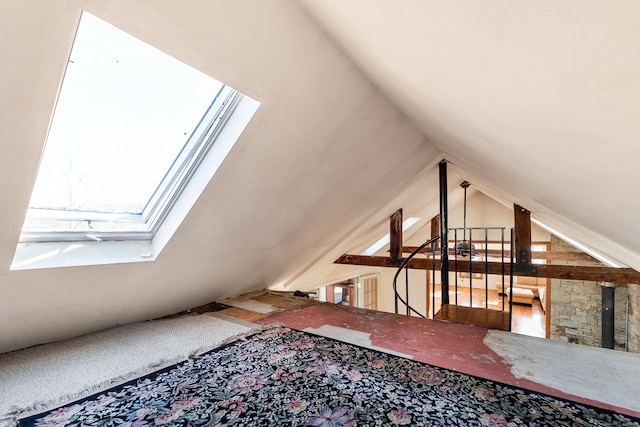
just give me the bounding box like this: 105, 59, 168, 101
334, 254, 640, 284
334, 205, 640, 285
400, 247, 596, 263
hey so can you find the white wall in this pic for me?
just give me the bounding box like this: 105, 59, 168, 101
403, 190, 551, 252
378, 268, 428, 317
445, 191, 550, 242
0, 0, 437, 354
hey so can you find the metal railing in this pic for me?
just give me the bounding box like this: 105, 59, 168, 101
393, 235, 440, 318
449, 227, 507, 310
393, 228, 514, 327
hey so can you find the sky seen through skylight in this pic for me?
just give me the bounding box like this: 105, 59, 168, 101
29, 12, 223, 216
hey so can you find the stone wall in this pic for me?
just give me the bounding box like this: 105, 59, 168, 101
629, 283, 640, 353
549, 235, 630, 351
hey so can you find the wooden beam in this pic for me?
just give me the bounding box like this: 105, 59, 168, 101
389, 209, 402, 264
334, 254, 640, 284
350, 202, 636, 286
430, 214, 439, 247
402, 247, 597, 262
533, 264, 640, 284
336, 255, 504, 275
528, 252, 597, 262
514, 204, 532, 270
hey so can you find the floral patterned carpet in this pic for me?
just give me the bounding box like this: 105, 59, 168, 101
17, 326, 639, 426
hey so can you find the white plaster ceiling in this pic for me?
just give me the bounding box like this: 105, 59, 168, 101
1, 0, 639, 353
299, 0, 640, 269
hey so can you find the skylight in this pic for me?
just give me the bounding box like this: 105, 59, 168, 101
361, 217, 421, 256
13, 11, 259, 269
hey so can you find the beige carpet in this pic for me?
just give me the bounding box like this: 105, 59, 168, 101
0, 313, 255, 427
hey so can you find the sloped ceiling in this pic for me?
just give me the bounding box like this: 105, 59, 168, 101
1, 0, 639, 354
299, 0, 640, 270
0, 0, 438, 353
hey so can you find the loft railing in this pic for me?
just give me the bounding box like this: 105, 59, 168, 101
393, 227, 515, 330
392, 235, 439, 318
447, 227, 507, 310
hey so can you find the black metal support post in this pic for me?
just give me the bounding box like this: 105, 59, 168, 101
405, 267, 409, 316
601, 282, 615, 349
439, 160, 449, 305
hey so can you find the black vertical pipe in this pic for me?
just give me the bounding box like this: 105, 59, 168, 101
469, 228, 473, 307
484, 230, 489, 309
601, 282, 615, 349
454, 229, 458, 305
405, 266, 409, 316
501, 228, 505, 312
439, 160, 449, 305
509, 228, 515, 331
432, 249, 436, 318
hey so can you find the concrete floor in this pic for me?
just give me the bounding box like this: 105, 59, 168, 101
219, 290, 640, 418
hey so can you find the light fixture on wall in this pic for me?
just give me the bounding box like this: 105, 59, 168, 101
455, 180, 475, 257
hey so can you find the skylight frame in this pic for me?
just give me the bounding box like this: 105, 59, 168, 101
13, 92, 260, 270
142, 86, 240, 235
18, 11, 242, 244
19, 88, 241, 243
13, 10, 261, 271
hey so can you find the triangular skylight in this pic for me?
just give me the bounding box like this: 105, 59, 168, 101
361, 217, 421, 256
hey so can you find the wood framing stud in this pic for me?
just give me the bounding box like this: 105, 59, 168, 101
430, 214, 440, 249
389, 209, 403, 265
514, 204, 534, 273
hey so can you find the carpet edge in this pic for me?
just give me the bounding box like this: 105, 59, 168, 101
10, 325, 640, 427
7, 323, 273, 427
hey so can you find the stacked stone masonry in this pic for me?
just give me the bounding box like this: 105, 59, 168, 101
629, 283, 639, 353
549, 235, 631, 351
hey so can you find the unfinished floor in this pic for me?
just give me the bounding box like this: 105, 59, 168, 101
2, 290, 638, 424
218, 290, 640, 418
